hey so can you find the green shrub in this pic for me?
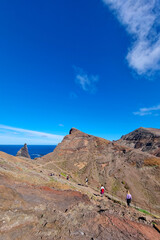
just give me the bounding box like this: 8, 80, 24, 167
61, 172, 66, 177
138, 208, 150, 215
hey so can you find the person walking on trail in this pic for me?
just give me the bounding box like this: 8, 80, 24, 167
85, 177, 88, 186
100, 185, 104, 197
126, 190, 132, 206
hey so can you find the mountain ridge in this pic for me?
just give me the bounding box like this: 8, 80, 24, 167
39, 127, 160, 214
0, 126, 160, 239
117, 127, 160, 157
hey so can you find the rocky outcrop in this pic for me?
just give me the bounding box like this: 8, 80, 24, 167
16, 143, 30, 158
39, 128, 160, 214
117, 127, 160, 157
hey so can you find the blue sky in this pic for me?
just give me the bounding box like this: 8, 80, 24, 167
0, 0, 160, 144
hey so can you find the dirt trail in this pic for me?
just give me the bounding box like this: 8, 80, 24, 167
1, 152, 160, 240
43, 172, 160, 220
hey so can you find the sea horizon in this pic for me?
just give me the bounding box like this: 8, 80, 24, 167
0, 145, 57, 159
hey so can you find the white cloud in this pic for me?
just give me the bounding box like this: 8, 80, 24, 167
74, 66, 99, 93
133, 104, 160, 116
102, 0, 160, 75
58, 124, 64, 127
0, 124, 64, 144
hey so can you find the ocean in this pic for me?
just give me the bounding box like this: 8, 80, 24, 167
0, 145, 56, 159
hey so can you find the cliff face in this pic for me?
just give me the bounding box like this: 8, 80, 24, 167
117, 127, 160, 157
16, 143, 31, 158
40, 128, 160, 214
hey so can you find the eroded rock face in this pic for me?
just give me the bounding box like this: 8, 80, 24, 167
16, 143, 30, 158
40, 128, 160, 214
117, 127, 160, 157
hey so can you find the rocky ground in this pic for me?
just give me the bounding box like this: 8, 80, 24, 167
0, 151, 160, 240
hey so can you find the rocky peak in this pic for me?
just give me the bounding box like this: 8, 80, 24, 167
16, 143, 31, 158
68, 128, 89, 138
69, 128, 84, 135
69, 128, 79, 134
117, 127, 160, 156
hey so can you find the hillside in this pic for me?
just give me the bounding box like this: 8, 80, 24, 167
117, 127, 160, 157
0, 151, 160, 239
39, 128, 160, 215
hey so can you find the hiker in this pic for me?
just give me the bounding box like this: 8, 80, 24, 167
85, 177, 88, 186
100, 185, 104, 197
126, 190, 132, 206
66, 175, 69, 180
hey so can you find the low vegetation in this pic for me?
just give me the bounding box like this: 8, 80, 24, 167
144, 157, 160, 166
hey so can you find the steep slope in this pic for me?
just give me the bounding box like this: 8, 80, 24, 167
117, 127, 160, 157
0, 151, 160, 240
39, 128, 160, 214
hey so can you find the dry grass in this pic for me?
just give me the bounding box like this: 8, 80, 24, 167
144, 157, 160, 166
74, 162, 87, 169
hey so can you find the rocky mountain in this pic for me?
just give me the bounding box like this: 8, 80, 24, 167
39, 128, 160, 215
0, 151, 159, 240
16, 143, 31, 158
117, 127, 160, 157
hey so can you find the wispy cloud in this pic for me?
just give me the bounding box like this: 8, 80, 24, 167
102, 0, 160, 76
58, 124, 64, 127
133, 104, 160, 116
0, 124, 64, 144
74, 66, 99, 93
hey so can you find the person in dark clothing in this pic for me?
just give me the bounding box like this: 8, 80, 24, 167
126, 190, 132, 206
85, 177, 88, 186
